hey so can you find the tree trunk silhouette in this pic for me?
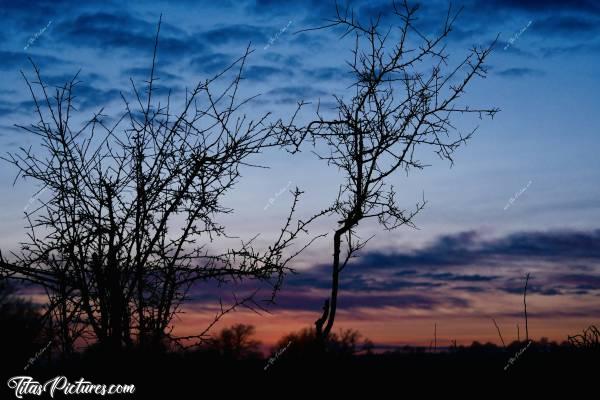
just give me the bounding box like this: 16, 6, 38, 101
280, 0, 499, 341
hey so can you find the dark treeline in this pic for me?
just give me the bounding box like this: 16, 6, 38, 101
1, 286, 598, 397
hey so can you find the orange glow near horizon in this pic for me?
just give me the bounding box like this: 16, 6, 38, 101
16, 291, 600, 355
173, 290, 600, 349
22, 286, 600, 350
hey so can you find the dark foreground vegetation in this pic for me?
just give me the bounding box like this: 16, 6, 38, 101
2, 278, 598, 397
1, 282, 599, 396
2, 300, 598, 398
1, 340, 598, 397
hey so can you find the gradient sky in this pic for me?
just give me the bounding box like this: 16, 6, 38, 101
1, 0, 599, 349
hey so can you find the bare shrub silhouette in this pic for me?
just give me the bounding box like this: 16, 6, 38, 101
0, 18, 322, 354
280, 0, 498, 340
274, 326, 371, 360
568, 325, 600, 350
204, 324, 262, 360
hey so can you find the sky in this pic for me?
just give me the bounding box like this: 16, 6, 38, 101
0, 0, 599, 349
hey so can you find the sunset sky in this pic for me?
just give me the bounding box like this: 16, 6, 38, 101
1, 0, 599, 349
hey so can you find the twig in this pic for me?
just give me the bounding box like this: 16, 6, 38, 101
524, 273, 530, 342
434, 323, 437, 353
492, 318, 506, 348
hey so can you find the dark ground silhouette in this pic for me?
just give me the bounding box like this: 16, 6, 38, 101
1, 316, 598, 397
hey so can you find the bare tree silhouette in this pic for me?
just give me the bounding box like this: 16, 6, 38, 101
206, 324, 262, 360
280, 1, 498, 340
0, 18, 322, 353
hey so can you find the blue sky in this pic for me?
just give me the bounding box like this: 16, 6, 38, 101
1, 0, 599, 346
